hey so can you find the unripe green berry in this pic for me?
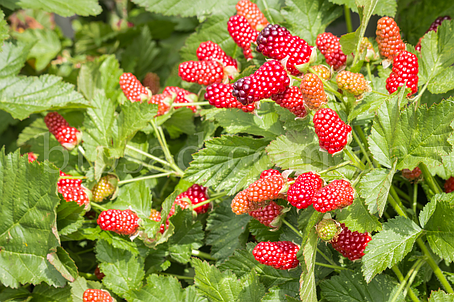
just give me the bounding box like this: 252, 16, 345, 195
316, 219, 341, 242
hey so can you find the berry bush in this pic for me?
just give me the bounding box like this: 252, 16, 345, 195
1, 0, 454, 301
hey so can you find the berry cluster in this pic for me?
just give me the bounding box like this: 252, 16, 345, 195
92, 175, 117, 203
44, 112, 82, 150
253, 241, 299, 270
330, 223, 371, 261
249, 200, 283, 227
97, 209, 140, 236
316, 32, 347, 70
386, 51, 419, 96
83, 289, 113, 302
204, 83, 255, 112
375, 17, 406, 60
313, 108, 352, 154
416, 16, 451, 51
336, 70, 371, 98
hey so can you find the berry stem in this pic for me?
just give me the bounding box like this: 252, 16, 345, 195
387, 192, 408, 218
412, 183, 418, 221
389, 186, 406, 211
413, 81, 429, 107
124, 155, 175, 174
118, 172, 174, 185
78, 146, 93, 167
282, 218, 302, 238
344, 5, 353, 33
125, 144, 172, 168
352, 129, 374, 167
191, 250, 216, 261
308, 67, 343, 100
343, 148, 366, 170
366, 63, 373, 82
316, 248, 337, 267
90, 202, 108, 212
390, 259, 424, 302
158, 272, 194, 280
391, 266, 422, 302
171, 101, 210, 108
318, 161, 354, 174
315, 261, 351, 271
79, 272, 99, 281
393, 186, 411, 203
418, 162, 442, 194
191, 193, 227, 210
82, 219, 97, 224
372, 90, 389, 97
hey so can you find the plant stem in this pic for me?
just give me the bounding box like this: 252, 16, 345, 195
393, 186, 411, 202
125, 144, 172, 168
387, 193, 408, 218
318, 161, 354, 174
171, 102, 210, 108
316, 248, 337, 267
343, 148, 366, 170
191, 250, 216, 261
412, 183, 418, 220
413, 82, 429, 107
390, 259, 424, 302
391, 265, 423, 302
79, 272, 98, 281
366, 63, 373, 82
158, 272, 194, 280
118, 172, 174, 185
352, 130, 374, 167
344, 5, 353, 32
83, 220, 97, 224
78, 145, 93, 167
282, 219, 302, 238
75, 248, 94, 255
419, 162, 442, 194
191, 193, 227, 210
389, 186, 407, 213
124, 155, 174, 174
90, 202, 108, 212
372, 90, 389, 97
315, 261, 350, 271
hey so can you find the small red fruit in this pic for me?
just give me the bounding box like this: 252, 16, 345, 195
227, 15, 259, 60
253, 241, 300, 270
44, 112, 82, 150
402, 167, 422, 181
287, 172, 323, 209
178, 60, 224, 86
300, 73, 326, 110
236, 0, 269, 31
119, 72, 150, 103
386, 51, 419, 96
311, 65, 331, 80
271, 86, 307, 118
97, 209, 140, 236
312, 179, 355, 213
58, 171, 82, 191
27, 152, 37, 163
171, 184, 210, 215
148, 93, 172, 116
260, 169, 281, 179
92, 175, 117, 203
336, 71, 370, 97
59, 185, 91, 208
330, 223, 371, 261
197, 41, 237, 68
249, 201, 283, 227
313, 108, 352, 154
163, 86, 197, 113
231, 188, 259, 215
94, 266, 105, 280
204, 83, 255, 112
82, 289, 113, 302
316, 32, 347, 70
142, 72, 160, 94
445, 177, 454, 193
247, 174, 285, 204
376, 17, 406, 60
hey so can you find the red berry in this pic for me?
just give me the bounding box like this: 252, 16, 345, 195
142, 72, 160, 94
83, 289, 113, 302
253, 241, 299, 270
163, 86, 198, 113
300, 73, 326, 110
94, 266, 105, 280
27, 152, 37, 163
445, 177, 454, 193
119, 72, 150, 103
92, 175, 117, 203
204, 83, 255, 112
179, 60, 224, 86
256, 24, 314, 75
386, 51, 419, 96
271, 86, 307, 118
58, 171, 82, 190
197, 41, 237, 68
231, 189, 258, 215
260, 169, 281, 179
376, 17, 406, 60
316, 219, 341, 242
287, 172, 323, 209
97, 209, 139, 236
232, 60, 290, 105
312, 179, 355, 213
148, 93, 172, 116
416, 16, 451, 51
330, 223, 371, 261
149, 209, 167, 234
44, 112, 82, 150
171, 184, 210, 214
249, 201, 283, 227
336, 71, 370, 97
313, 108, 352, 154
402, 167, 422, 181
227, 15, 259, 60
59, 185, 91, 207
247, 174, 285, 204
236, 0, 269, 31
316, 32, 347, 70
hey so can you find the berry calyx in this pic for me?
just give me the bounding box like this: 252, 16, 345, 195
236, 0, 269, 31
82, 289, 113, 302
330, 223, 371, 261
92, 175, 117, 203
386, 51, 419, 96
416, 16, 451, 51
300, 73, 327, 110
97, 209, 140, 236
312, 179, 355, 213
179, 60, 224, 86
253, 241, 300, 270
247, 174, 285, 204
249, 201, 284, 227
196, 41, 238, 69
402, 167, 422, 181
44, 112, 82, 150
119, 72, 151, 103
287, 172, 323, 209
204, 83, 255, 112
227, 14, 259, 60
316, 32, 347, 70
316, 219, 341, 242
271, 86, 307, 118
444, 177, 454, 193
336, 71, 371, 98
376, 17, 406, 60
313, 108, 352, 154
142, 72, 160, 94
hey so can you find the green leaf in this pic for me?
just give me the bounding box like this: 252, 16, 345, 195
205, 103, 285, 139
12, 29, 61, 72
369, 97, 454, 170
131, 0, 236, 17
428, 66, 454, 94
429, 290, 454, 302
46, 246, 78, 283
130, 274, 186, 302
70, 276, 102, 302
339, 30, 361, 56
0, 9, 8, 52
249, 219, 283, 242
336, 197, 382, 233
206, 199, 250, 262
184, 136, 272, 195
238, 271, 266, 302
192, 258, 243, 302
299, 229, 317, 302
7, 0, 102, 17
321, 270, 402, 302
95, 239, 144, 297
281, 0, 342, 44
164, 108, 196, 139
266, 129, 344, 174
56, 200, 84, 236
77, 55, 123, 102
31, 284, 72, 302
358, 163, 397, 217
0, 150, 66, 288
362, 216, 423, 282
0, 74, 90, 120
109, 181, 152, 219
0, 287, 32, 301
0, 41, 33, 79
261, 281, 300, 301
423, 193, 454, 263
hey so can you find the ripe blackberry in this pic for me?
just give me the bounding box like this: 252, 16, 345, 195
204, 83, 255, 112
271, 86, 307, 118
260, 169, 281, 179
416, 16, 451, 51
256, 24, 314, 75
313, 108, 352, 154
376, 17, 406, 60
316, 32, 347, 70
311, 65, 331, 80
196, 41, 238, 68
300, 73, 326, 110
119, 72, 151, 103
316, 219, 341, 242
83, 289, 113, 302
330, 223, 371, 261
178, 60, 224, 86
236, 0, 269, 31
232, 60, 289, 105
386, 51, 418, 96
247, 174, 285, 204
163, 86, 198, 113
249, 201, 283, 227
227, 14, 259, 60
312, 179, 355, 213
92, 175, 117, 203
44, 112, 82, 150
402, 167, 422, 181
287, 172, 323, 209
97, 209, 140, 236
336, 71, 370, 97
253, 241, 299, 270
444, 177, 454, 193
142, 72, 160, 94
